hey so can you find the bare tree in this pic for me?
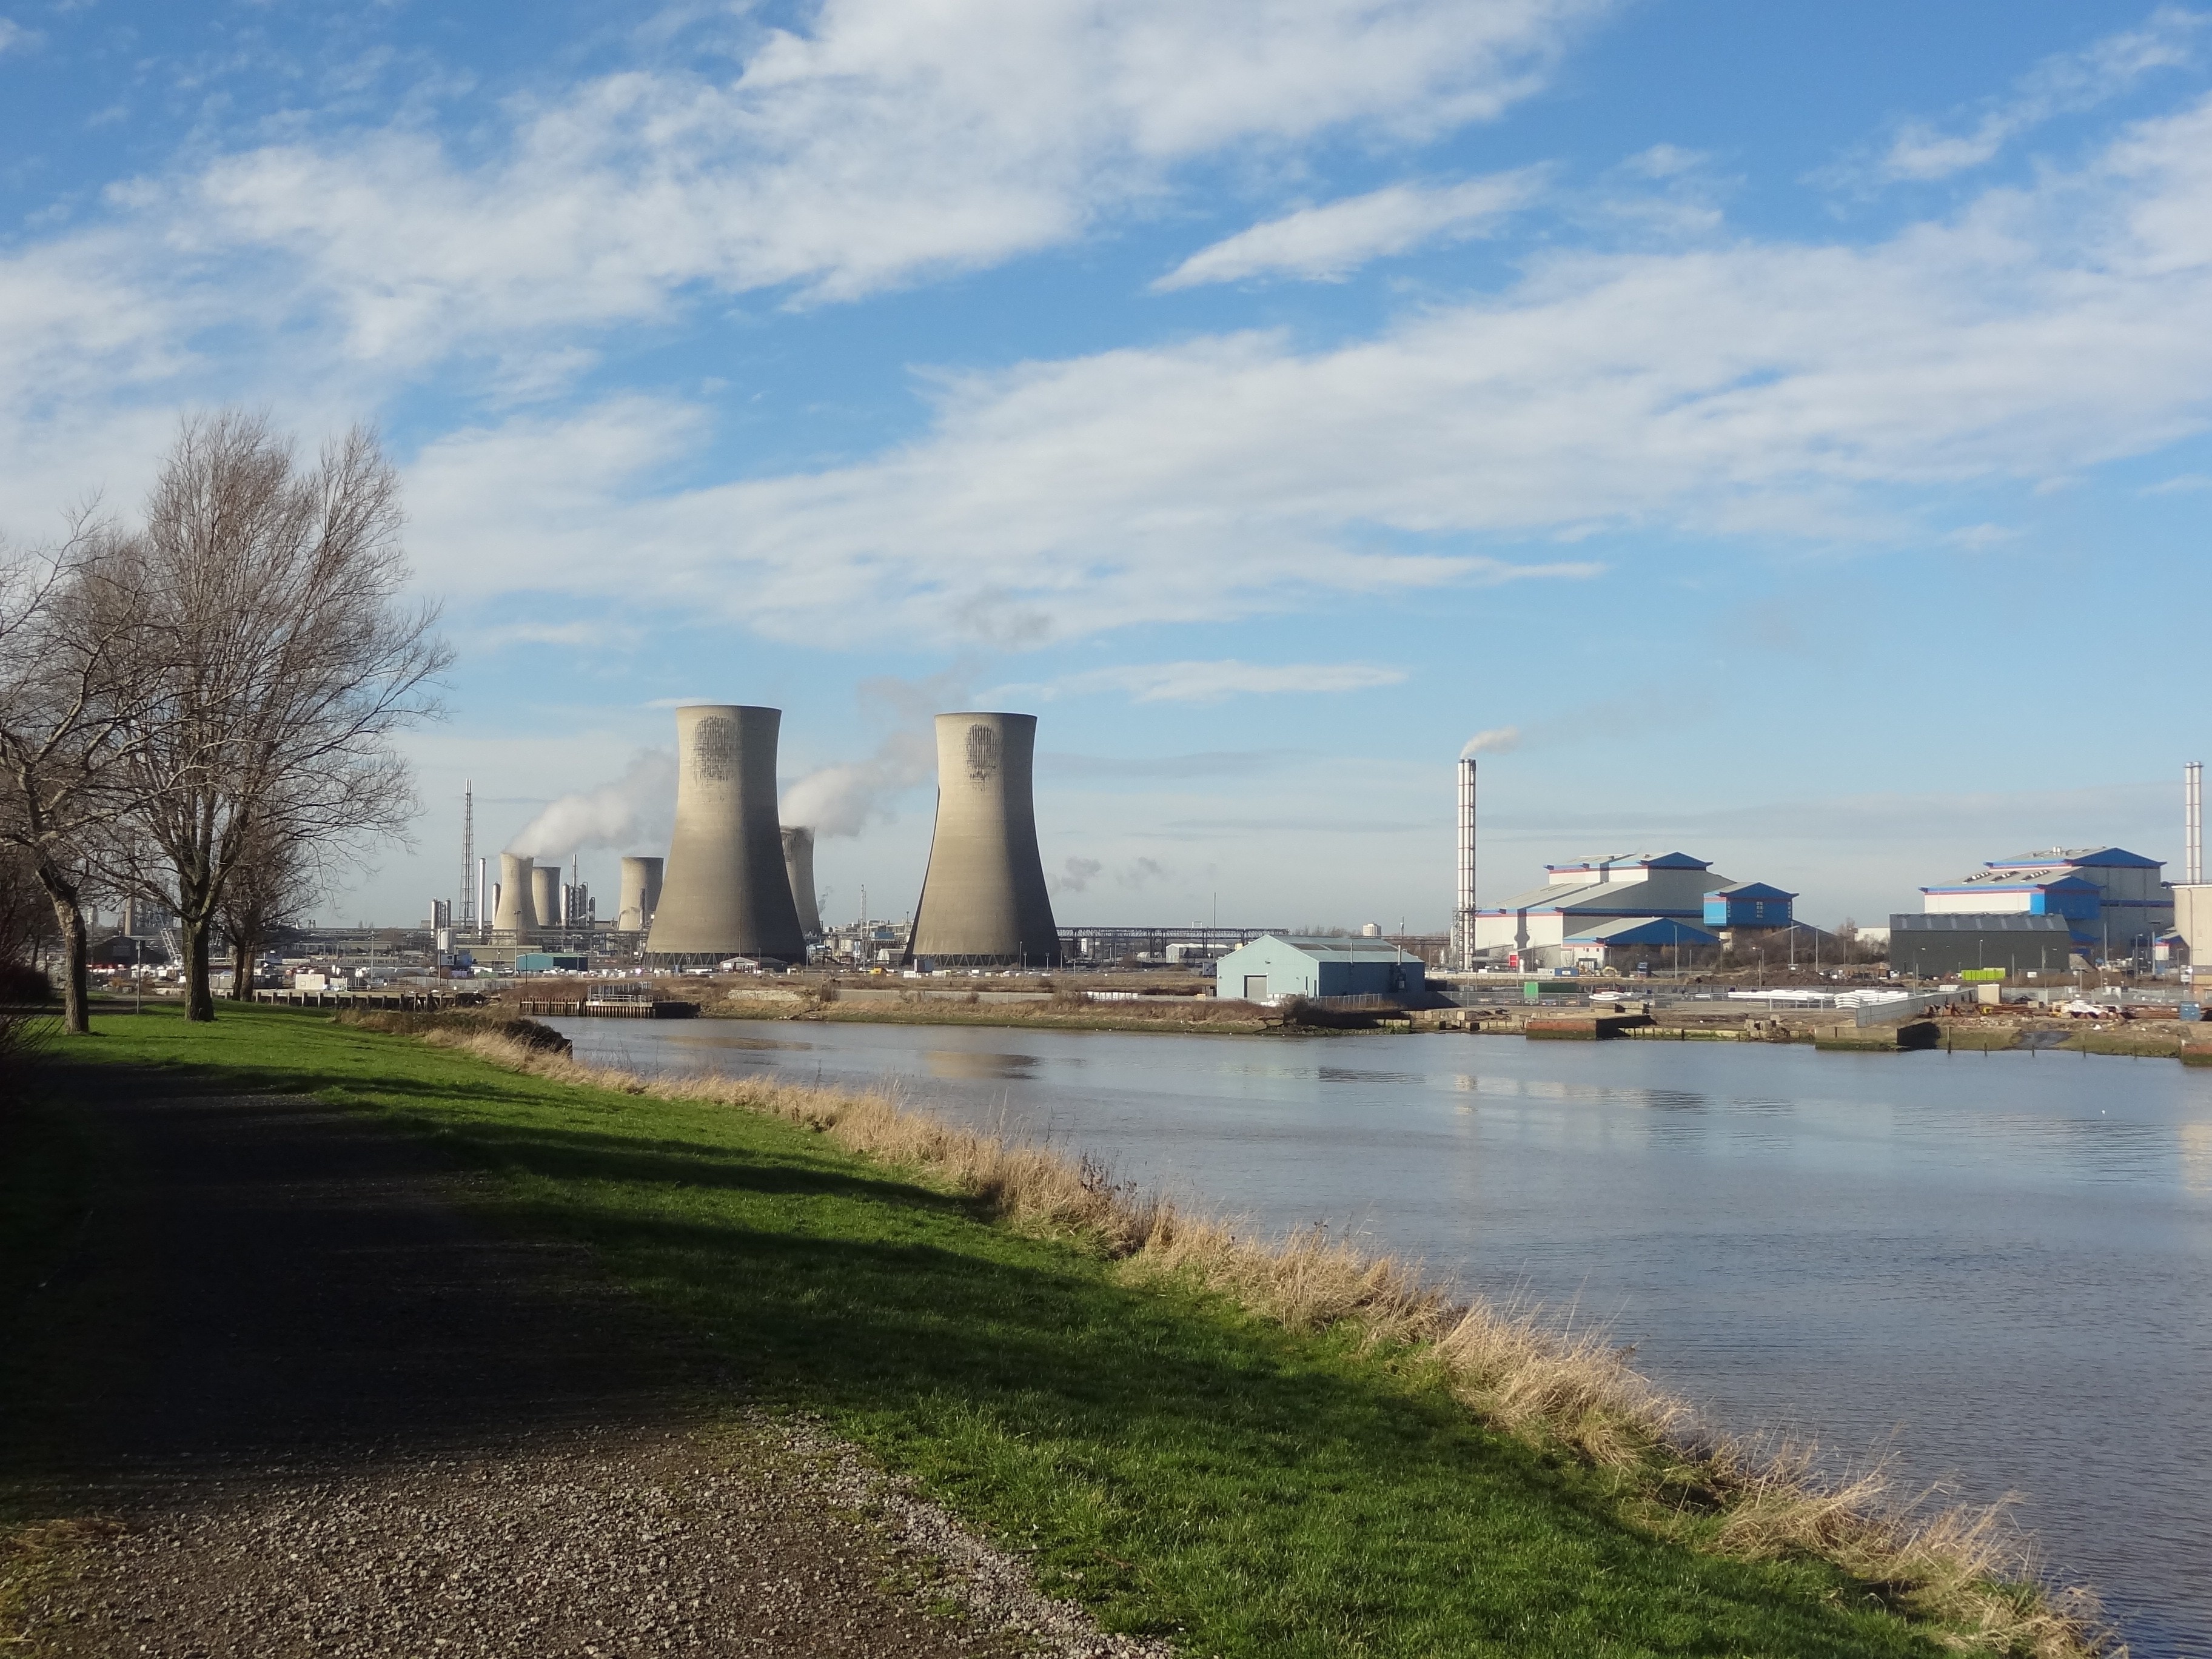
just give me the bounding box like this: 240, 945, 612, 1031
215, 809, 313, 1002
0, 521, 150, 1034
113, 412, 451, 1021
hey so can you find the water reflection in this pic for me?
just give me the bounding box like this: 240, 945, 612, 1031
923, 1049, 1041, 1083
549, 1017, 2212, 1655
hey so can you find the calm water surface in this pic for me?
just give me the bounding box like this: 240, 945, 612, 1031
548, 1017, 2212, 1654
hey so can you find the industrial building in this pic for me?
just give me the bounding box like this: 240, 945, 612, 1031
1918, 846, 2172, 961
1886, 913, 2077, 977
1471, 851, 1797, 969
1218, 936, 1426, 1004
646, 705, 808, 965
905, 712, 1061, 967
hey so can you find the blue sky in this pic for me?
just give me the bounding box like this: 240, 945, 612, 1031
4, 0, 2209, 932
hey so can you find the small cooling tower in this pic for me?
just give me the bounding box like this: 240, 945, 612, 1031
617, 856, 664, 933
493, 853, 538, 936
530, 865, 562, 931
646, 705, 806, 963
905, 712, 1059, 967
782, 826, 823, 939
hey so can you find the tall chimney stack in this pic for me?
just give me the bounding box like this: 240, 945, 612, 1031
2188, 760, 2204, 886
1454, 756, 1478, 971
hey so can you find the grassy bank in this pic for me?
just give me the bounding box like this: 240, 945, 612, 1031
10, 1007, 2106, 1657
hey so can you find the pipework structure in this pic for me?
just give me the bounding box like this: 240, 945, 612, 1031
905, 712, 1060, 967
646, 705, 806, 964
617, 856, 664, 933
1453, 756, 1478, 971
492, 851, 537, 936
783, 826, 823, 939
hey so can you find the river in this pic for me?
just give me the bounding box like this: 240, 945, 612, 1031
545, 1016, 2212, 1654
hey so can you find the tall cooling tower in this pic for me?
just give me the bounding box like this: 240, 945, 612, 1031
905, 712, 1060, 967
782, 826, 823, 938
617, 856, 664, 932
530, 865, 562, 931
493, 853, 537, 935
646, 705, 806, 963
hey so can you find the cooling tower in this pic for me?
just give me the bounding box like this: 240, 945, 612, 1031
905, 712, 1060, 967
492, 853, 538, 935
782, 826, 823, 939
646, 705, 806, 963
617, 856, 664, 933
530, 865, 562, 931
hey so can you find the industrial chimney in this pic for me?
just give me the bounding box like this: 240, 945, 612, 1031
2188, 760, 2204, 886
529, 865, 562, 934
1454, 756, 1478, 971
493, 852, 538, 936
905, 712, 1059, 967
617, 856, 664, 933
646, 705, 806, 964
783, 826, 823, 939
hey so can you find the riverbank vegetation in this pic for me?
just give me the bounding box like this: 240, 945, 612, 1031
15, 1007, 2111, 1657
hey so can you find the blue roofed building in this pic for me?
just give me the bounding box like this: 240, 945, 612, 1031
1919, 846, 2171, 958
1702, 881, 1797, 931
1471, 851, 1739, 969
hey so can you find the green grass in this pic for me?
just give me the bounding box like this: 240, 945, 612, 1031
16, 1005, 1966, 1658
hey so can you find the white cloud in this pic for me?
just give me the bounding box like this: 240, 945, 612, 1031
1053, 660, 1410, 702
1869, 5, 2204, 183
389, 93, 2212, 643
1154, 170, 1543, 289
2143, 471, 2212, 492
87, 0, 1600, 368
0, 19, 36, 56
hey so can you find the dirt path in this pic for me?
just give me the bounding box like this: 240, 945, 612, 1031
4, 1076, 1156, 1658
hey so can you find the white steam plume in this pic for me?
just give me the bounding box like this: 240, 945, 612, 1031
1461, 726, 1519, 759
505, 749, 677, 859
779, 667, 971, 837
779, 731, 934, 836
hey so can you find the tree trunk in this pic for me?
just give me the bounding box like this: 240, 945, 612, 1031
35, 865, 90, 1036
230, 927, 257, 1002
181, 912, 216, 1022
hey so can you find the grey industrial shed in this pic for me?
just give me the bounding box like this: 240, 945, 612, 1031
1216, 935, 1426, 1004
1887, 913, 2078, 977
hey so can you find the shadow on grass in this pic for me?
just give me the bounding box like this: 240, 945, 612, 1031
381, 1112, 1948, 1659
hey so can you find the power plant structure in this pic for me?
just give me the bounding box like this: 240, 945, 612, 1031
617, 856, 664, 933
904, 712, 1060, 967
529, 865, 562, 933
492, 852, 537, 936
646, 705, 807, 964
782, 826, 823, 939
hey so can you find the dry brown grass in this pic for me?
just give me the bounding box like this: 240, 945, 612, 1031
422, 1026, 2114, 1658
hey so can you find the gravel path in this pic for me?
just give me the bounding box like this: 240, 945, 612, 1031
6, 1078, 1167, 1658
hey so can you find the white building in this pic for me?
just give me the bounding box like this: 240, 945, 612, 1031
1473, 852, 1732, 968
